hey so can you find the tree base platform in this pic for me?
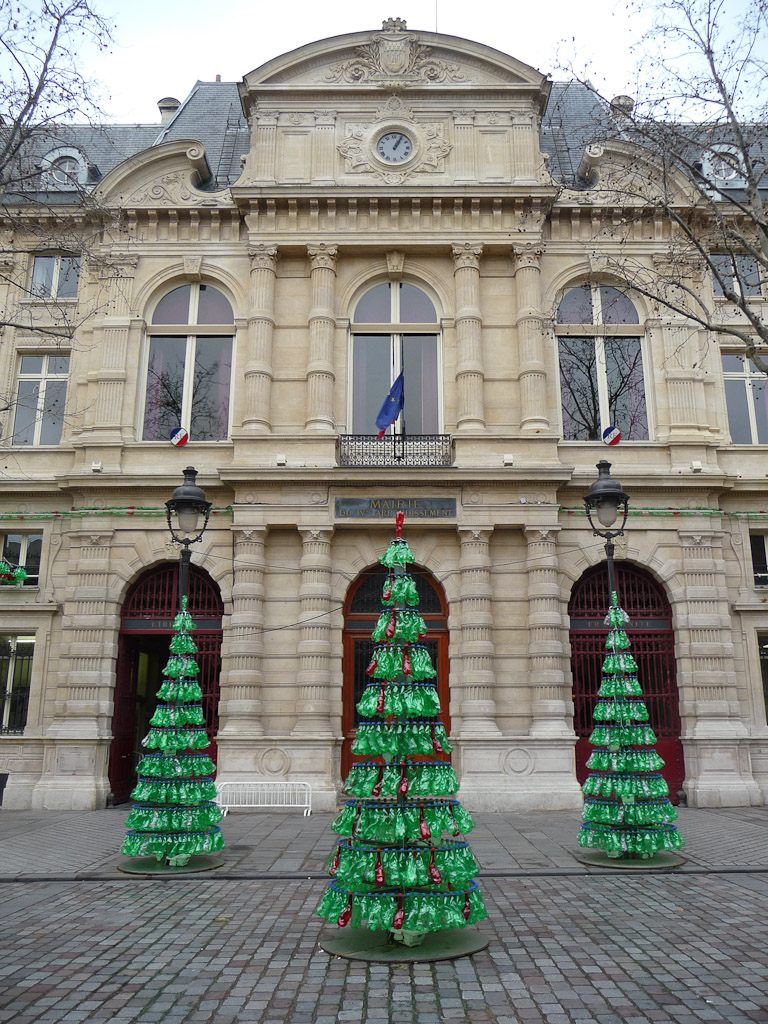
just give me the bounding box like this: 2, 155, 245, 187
117, 855, 224, 876
573, 849, 686, 870
318, 926, 489, 962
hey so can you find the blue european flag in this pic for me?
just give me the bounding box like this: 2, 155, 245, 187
375, 372, 404, 438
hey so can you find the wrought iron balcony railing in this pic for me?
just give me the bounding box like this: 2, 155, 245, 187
337, 434, 454, 468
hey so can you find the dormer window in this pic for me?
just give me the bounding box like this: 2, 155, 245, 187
702, 146, 745, 186
40, 148, 87, 189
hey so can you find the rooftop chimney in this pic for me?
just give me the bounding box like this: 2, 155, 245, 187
215, 74, 221, 83
158, 96, 181, 125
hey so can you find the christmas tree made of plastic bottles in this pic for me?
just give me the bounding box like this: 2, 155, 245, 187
578, 592, 684, 860
121, 597, 224, 867
316, 512, 487, 942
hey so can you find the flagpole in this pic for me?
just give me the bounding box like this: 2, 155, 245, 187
398, 334, 406, 463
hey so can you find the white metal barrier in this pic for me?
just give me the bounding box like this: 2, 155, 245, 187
216, 780, 312, 816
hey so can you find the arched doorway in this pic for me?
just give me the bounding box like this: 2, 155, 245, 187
568, 562, 684, 801
341, 563, 449, 778
109, 563, 224, 804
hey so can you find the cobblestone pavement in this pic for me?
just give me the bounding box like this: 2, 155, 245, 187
0, 805, 767, 879
1, 873, 767, 1024
1, 807, 767, 1022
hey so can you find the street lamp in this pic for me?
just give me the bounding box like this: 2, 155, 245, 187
165, 466, 211, 605
583, 459, 629, 601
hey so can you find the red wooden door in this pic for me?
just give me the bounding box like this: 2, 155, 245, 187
341, 564, 450, 778
109, 563, 223, 804
569, 562, 685, 802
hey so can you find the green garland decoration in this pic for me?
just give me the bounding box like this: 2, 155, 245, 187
121, 596, 224, 867
317, 512, 487, 939
578, 594, 684, 860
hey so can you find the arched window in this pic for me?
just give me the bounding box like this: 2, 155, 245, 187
350, 282, 440, 435
142, 283, 234, 442
555, 283, 649, 441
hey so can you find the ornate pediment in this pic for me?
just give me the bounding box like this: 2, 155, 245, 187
326, 23, 466, 85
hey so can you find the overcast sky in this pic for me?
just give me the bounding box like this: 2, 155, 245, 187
89, 0, 658, 124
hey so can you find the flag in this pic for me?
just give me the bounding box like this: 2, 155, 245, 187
375, 372, 404, 439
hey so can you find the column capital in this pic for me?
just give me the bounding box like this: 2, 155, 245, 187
458, 526, 493, 543
248, 243, 278, 270
307, 243, 338, 271
298, 526, 335, 544
523, 525, 561, 543
512, 243, 544, 271
452, 242, 483, 271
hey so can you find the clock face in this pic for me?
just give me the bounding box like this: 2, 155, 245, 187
376, 132, 413, 164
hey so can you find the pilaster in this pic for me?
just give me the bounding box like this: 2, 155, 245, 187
291, 526, 335, 736
452, 243, 485, 431
305, 244, 337, 433
242, 244, 278, 433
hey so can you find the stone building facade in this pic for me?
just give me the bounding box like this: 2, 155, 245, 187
0, 21, 766, 811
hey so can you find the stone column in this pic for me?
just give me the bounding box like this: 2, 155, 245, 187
291, 527, 334, 736
242, 244, 278, 433
217, 527, 266, 736
679, 530, 759, 805
305, 244, 337, 433
457, 527, 501, 736
313, 111, 337, 183
524, 526, 570, 735
513, 244, 550, 433
452, 243, 486, 431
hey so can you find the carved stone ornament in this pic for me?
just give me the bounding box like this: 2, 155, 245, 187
248, 243, 278, 270
123, 171, 230, 208
326, 25, 466, 85
452, 243, 483, 270
513, 243, 545, 270
183, 256, 203, 281
307, 243, 338, 270
386, 251, 405, 278
338, 118, 452, 183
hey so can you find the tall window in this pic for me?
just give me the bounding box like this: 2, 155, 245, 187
0, 636, 34, 734
556, 284, 649, 441
30, 255, 80, 299
142, 283, 234, 442
722, 353, 768, 444
11, 354, 70, 446
1, 534, 42, 586
351, 282, 440, 435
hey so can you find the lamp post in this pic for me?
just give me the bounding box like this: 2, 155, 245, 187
165, 466, 212, 605
583, 460, 629, 601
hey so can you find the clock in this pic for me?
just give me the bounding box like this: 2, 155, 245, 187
376, 131, 413, 164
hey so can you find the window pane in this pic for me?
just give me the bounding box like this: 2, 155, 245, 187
402, 335, 439, 433
721, 353, 744, 373
197, 286, 234, 325
724, 378, 752, 442
39, 380, 67, 445
31, 257, 54, 298
353, 285, 391, 323
24, 536, 42, 583
191, 337, 232, 440
48, 355, 70, 375
399, 284, 437, 323
711, 254, 734, 297
736, 256, 761, 297
2, 536, 21, 566
352, 335, 392, 433
752, 377, 768, 444
152, 286, 192, 325
19, 356, 43, 375
556, 286, 593, 325
12, 381, 41, 446
599, 287, 639, 325
604, 337, 648, 440
57, 257, 80, 298
143, 337, 187, 440
751, 535, 768, 586
559, 337, 600, 439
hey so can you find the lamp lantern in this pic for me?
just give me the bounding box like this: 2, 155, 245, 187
165, 466, 212, 602
583, 460, 629, 599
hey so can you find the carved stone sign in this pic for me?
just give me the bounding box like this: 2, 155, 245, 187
335, 497, 456, 519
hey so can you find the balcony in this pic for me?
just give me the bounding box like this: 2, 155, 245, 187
337, 434, 454, 468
